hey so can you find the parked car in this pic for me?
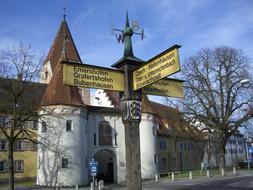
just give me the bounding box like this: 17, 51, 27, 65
237, 160, 253, 168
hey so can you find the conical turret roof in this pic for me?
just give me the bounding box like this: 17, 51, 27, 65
44, 19, 82, 71
40, 18, 85, 107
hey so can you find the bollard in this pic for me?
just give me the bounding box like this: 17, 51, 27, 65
95, 179, 98, 187
90, 182, 94, 190
233, 166, 237, 175
98, 180, 104, 189
155, 174, 159, 182
206, 169, 210, 178
171, 172, 175, 181
75, 184, 79, 190
221, 168, 225, 176
189, 171, 192, 179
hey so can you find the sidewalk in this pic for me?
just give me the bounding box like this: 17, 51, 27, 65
0, 169, 252, 190
87, 169, 253, 190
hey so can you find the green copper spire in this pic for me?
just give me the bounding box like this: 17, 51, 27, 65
123, 10, 134, 57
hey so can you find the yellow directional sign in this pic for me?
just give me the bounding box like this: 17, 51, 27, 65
133, 45, 181, 90
63, 62, 124, 91
143, 78, 184, 98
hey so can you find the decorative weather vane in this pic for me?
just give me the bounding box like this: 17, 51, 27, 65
112, 11, 144, 44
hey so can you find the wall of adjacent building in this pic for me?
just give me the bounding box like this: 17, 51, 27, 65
157, 136, 204, 173
0, 119, 37, 182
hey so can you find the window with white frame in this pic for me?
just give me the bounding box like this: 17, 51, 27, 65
0, 116, 7, 127
62, 157, 69, 168
14, 141, 23, 151
0, 139, 7, 150
66, 120, 73, 132
14, 160, 23, 173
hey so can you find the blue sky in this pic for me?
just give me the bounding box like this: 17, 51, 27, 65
1, 0, 253, 102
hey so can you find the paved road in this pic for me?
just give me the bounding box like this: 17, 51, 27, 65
177, 174, 253, 190
1, 173, 253, 190
106, 174, 253, 190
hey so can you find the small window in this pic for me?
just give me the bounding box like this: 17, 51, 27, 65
33, 121, 37, 129
154, 154, 158, 164
14, 141, 22, 151
161, 158, 166, 169
115, 133, 117, 146
0, 161, 5, 172
45, 71, 48, 80
66, 120, 73, 132
62, 157, 69, 168
0, 116, 7, 127
41, 122, 47, 132
159, 141, 166, 150
0, 140, 6, 150
94, 133, 96, 145
14, 160, 23, 173
153, 126, 157, 136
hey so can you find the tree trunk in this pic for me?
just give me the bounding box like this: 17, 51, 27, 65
219, 138, 226, 169
124, 120, 142, 190
8, 141, 14, 190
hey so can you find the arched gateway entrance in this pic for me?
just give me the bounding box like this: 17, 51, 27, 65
94, 149, 117, 183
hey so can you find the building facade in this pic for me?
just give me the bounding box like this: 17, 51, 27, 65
202, 133, 247, 168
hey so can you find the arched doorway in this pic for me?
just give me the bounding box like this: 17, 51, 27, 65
94, 149, 117, 183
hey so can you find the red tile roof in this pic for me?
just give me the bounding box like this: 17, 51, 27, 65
44, 19, 82, 72
40, 60, 85, 107
40, 19, 85, 107
142, 95, 156, 114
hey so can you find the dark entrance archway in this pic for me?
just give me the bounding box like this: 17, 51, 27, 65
94, 149, 117, 183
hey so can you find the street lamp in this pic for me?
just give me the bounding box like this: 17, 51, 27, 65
240, 78, 250, 85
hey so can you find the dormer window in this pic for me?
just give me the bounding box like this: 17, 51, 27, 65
66, 120, 73, 132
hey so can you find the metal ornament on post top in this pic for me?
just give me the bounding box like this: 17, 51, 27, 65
120, 100, 142, 121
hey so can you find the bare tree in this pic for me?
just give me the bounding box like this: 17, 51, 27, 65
0, 43, 45, 190
181, 46, 253, 169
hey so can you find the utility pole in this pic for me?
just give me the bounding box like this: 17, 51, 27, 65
111, 11, 144, 190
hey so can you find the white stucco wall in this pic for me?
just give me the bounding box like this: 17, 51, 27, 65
91, 90, 114, 107
86, 112, 126, 184
39, 61, 53, 84
140, 113, 158, 179
37, 105, 88, 186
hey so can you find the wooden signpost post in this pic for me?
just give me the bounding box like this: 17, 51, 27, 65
63, 12, 183, 190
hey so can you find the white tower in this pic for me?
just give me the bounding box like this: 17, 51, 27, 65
140, 96, 158, 179
37, 18, 89, 186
